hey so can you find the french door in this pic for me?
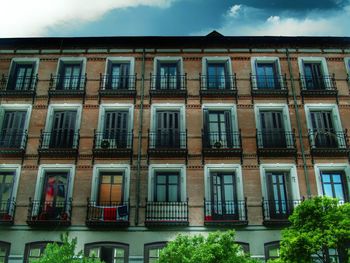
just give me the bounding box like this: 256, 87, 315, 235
207, 63, 227, 89
0, 172, 15, 211
204, 110, 232, 148
10, 64, 35, 91
256, 63, 279, 89
156, 111, 180, 148
157, 63, 178, 89
260, 111, 286, 148
108, 63, 130, 90
50, 111, 77, 148
59, 63, 82, 90
98, 172, 124, 204
303, 63, 325, 90
103, 111, 128, 148
310, 111, 337, 148
154, 172, 180, 202
211, 172, 237, 220
321, 172, 347, 202
0, 111, 26, 148
266, 172, 289, 219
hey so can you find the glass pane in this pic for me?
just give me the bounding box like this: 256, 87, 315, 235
149, 248, 160, 257
111, 184, 122, 202
322, 174, 331, 183
0, 247, 6, 256
168, 185, 178, 201
157, 176, 166, 184
224, 185, 234, 201
223, 175, 232, 184
332, 174, 341, 183
89, 248, 100, 257
29, 248, 41, 257
324, 184, 333, 197
168, 175, 178, 184
334, 185, 344, 200
102, 175, 112, 184
113, 176, 123, 185
156, 185, 166, 201
209, 114, 218, 122
269, 247, 280, 257
114, 248, 124, 257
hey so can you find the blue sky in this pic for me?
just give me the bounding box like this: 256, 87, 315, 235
1, 0, 350, 37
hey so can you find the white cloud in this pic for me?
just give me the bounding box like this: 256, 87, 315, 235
227, 4, 242, 17
267, 16, 280, 24
0, 0, 175, 37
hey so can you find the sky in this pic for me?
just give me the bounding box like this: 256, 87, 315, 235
1, 0, 350, 37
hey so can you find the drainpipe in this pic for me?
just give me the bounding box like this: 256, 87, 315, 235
135, 49, 146, 225
286, 49, 311, 197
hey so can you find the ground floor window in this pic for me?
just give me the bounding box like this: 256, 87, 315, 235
85, 242, 129, 263
144, 242, 167, 263
24, 242, 55, 263
264, 241, 280, 261
0, 242, 10, 263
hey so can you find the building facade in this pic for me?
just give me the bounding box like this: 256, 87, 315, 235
0, 33, 350, 262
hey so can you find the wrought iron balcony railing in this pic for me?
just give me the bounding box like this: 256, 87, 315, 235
148, 130, 187, 150
250, 74, 287, 91
27, 198, 72, 226
200, 74, 237, 92
49, 74, 87, 93
300, 74, 336, 91
257, 130, 296, 149
204, 198, 248, 226
145, 199, 189, 226
0, 74, 38, 94
0, 131, 28, 151
308, 130, 348, 150
0, 199, 16, 225
262, 198, 302, 225
202, 130, 242, 149
150, 74, 187, 91
93, 131, 133, 150
99, 74, 136, 98
39, 130, 80, 150
86, 199, 129, 227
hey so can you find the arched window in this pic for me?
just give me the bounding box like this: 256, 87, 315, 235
144, 242, 167, 263
24, 241, 57, 263
0, 241, 10, 263
85, 242, 129, 263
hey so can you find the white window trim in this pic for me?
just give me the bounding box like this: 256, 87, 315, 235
0, 164, 21, 203
153, 56, 184, 76
314, 163, 350, 201
150, 103, 186, 132
148, 164, 186, 202
298, 57, 331, 89
260, 164, 301, 201
33, 164, 75, 215
44, 103, 82, 132
202, 103, 238, 131
254, 103, 292, 132
97, 103, 134, 132
0, 104, 32, 148
91, 164, 130, 202
104, 57, 135, 76
8, 57, 40, 76
55, 57, 87, 76
345, 58, 350, 78
201, 56, 234, 88
204, 163, 244, 201
250, 57, 283, 89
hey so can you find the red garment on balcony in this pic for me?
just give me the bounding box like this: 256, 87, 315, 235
103, 207, 116, 221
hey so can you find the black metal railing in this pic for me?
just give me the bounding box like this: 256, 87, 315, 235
204, 198, 247, 222
308, 130, 348, 149
200, 74, 236, 91
150, 74, 187, 91
0, 74, 38, 92
0, 131, 27, 149
145, 200, 189, 224
148, 130, 187, 149
49, 74, 87, 91
262, 198, 301, 221
93, 131, 133, 150
39, 130, 80, 150
100, 74, 136, 91
86, 200, 129, 225
257, 130, 296, 149
27, 198, 72, 225
300, 74, 336, 91
250, 74, 287, 90
202, 130, 242, 149
0, 199, 16, 223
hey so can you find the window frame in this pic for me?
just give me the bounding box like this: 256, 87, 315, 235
298, 57, 331, 89
250, 57, 283, 89
0, 241, 10, 263
24, 241, 57, 263
84, 242, 129, 263
235, 241, 250, 254
91, 164, 130, 203
97, 103, 134, 133
104, 57, 135, 76
153, 57, 184, 89
201, 56, 234, 89
148, 164, 186, 202
264, 241, 280, 261
0, 164, 21, 217
144, 241, 167, 263
6, 58, 40, 90
314, 163, 350, 202
55, 57, 87, 78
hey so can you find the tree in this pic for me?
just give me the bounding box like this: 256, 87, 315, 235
158, 230, 259, 263
269, 197, 350, 263
33, 233, 103, 263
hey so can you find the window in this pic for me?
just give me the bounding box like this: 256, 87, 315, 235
24, 242, 56, 263
298, 57, 330, 90
153, 57, 183, 90
7, 58, 38, 91
0, 241, 10, 263
202, 57, 233, 90
85, 242, 129, 263
251, 57, 283, 90
55, 58, 86, 91
104, 57, 134, 90
264, 241, 280, 261
345, 58, 350, 80
0, 165, 20, 221
144, 242, 167, 263
236, 242, 250, 254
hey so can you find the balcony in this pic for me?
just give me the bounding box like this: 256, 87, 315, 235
149, 74, 187, 102
99, 74, 136, 99
27, 198, 72, 227
92, 130, 133, 160
202, 130, 242, 162
0, 199, 16, 225
0, 74, 37, 99
199, 74, 237, 101
204, 198, 248, 226
147, 130, 188, 161
0, 131, 27, 157
86, 199, 129, 228
299, 74, 338, 103
48, 74, 86, 99
308, 129, 349, 158
256, 130, 297, 162
250, 74, 288, 101
38, 130, 80, 159
145, 199, 189, 226
262, 198, 301, 226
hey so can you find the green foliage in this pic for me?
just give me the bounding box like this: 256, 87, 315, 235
270, 197, 350, 263
158, 230, 260, 263
33, 233, 103, 263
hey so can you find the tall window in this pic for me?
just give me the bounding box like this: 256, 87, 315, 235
144, 242, 167, 263
303, 62, 325, 90
207, 62, 228, 89
24, 242, 54, 263
155, 111, 180, 148
154, 172, 180, 202
106, 63, 130, 90
256, 62, 279, 89
98, 172, 124, 204
156, 62, 179, 89
0, 241, 10, 263
259, 111, 286, 147
0, 172, 15, 212
49, 110, 77, 148
265, 241, 280, 261
8, 62, 36, 91
203, 110, 232, 148
102, 111, 128, 148
310, 111, 337, 148
266, 172, 290, 218
321, 172, 348, 202
85, 243, 129, 263
58, 62, 82, 90
0, 111, 26, 148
